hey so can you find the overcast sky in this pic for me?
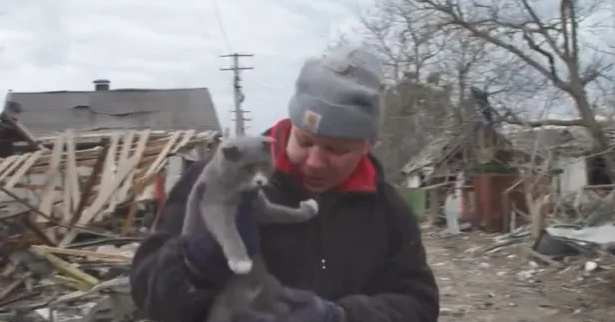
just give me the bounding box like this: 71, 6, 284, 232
0, 0, 370, 134
2, 1, 614, 134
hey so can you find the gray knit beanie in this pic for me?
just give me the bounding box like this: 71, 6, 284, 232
288, 46, 383, 140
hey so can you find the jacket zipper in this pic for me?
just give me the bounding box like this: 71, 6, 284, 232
316, 194, 327, 270
311, 194, 337, 297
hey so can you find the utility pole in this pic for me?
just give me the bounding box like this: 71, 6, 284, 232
220, 53, 254, 136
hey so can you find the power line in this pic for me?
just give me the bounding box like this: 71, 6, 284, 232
220, 53, 254, 136
185, 0, 232, 52
211, 0, 233, 52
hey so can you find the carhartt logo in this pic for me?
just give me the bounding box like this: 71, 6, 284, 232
303, 110, 321, 131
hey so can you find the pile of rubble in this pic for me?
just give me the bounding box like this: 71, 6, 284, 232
0, 116, 220, 321
1, 243, 139, 322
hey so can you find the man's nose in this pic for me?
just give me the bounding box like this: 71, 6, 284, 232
304, 147, 326, 168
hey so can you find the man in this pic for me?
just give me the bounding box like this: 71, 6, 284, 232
129, 46, 440, 322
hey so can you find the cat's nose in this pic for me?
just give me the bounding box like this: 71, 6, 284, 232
253, 173, 268, 186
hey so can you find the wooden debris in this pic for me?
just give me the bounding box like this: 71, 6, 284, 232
0, 126, 220, 321
29, 246, 100, 286
0, 128, 218, 242
31, 245, 132, 263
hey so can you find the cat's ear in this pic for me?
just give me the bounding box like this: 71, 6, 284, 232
221, 146, 242, 162
261, 136, 275, 151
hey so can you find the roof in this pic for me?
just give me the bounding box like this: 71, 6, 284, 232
505, 126, 594, 156
402, 123, 615, 176
5, 86, 221, 137
401, 120, 483, 175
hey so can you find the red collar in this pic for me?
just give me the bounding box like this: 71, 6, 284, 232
268, 118, 377, 192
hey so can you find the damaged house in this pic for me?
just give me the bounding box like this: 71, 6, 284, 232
0, 80, 222, 219
0, 83, 224, 315
402, 117, 614, 233
506, 126, 613, 192
3, 79, 222, 182
4, 79, 221, 137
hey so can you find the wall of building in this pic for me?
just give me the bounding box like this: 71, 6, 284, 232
556, 156, 587, 195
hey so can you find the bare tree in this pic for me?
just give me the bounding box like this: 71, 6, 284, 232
351, 0, 555, 181
401, 0, 615, 175
359, 2, 445, 81
350, 2, 452, 181
430, 32, 498, 123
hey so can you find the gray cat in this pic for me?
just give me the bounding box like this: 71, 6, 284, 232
181, 135, 319, 322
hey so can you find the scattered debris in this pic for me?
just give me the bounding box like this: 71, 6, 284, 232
425, 227, 615, 322
0, 121, 220, 321
546, 224, 615, 247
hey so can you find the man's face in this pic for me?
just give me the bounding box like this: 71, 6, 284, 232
285, 125, 370, 193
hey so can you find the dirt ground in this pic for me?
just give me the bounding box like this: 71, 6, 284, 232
422, 226, 615, 322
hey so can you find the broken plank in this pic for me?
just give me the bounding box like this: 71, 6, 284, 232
170, 130, 196, 154
117, 131, 137, 164
139, 131, 182, 182
2, 150, 44, 190
70, 140, 110, 226
116, 129, 151, 201
108, 130, 136, 211
95, 132, 121, 221
38, 134, 65, 223
63, 129, 81, 222
59, 155, 140, 246
0, 155, 19, 178
0, 154, 28, 183
31, 245, 132, 262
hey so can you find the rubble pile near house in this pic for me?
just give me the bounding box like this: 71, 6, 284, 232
439, 184, 615, 285
426, 227, 615, 321
0, 118, 219, 321
0, 243, 140, 322
474, 225, 615, 276
530, 186, 615, 269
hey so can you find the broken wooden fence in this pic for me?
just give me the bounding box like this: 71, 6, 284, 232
0, 129, 219, 246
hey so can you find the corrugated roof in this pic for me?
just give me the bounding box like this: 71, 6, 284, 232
504, 126, 603, 156
401, 120, 481, 175
6, 86, 221, 136
402, 124, 615, 175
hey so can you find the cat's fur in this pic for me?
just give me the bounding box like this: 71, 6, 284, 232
205, 254, 289, 322
181, 135, 319, 322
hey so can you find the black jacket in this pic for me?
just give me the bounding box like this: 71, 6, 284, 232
129, 119, 440, 322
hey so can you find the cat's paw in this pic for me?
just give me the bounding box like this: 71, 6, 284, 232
228, 258, 253, 274
300, 199, 319, 215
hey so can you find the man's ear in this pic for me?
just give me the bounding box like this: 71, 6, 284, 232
261, 136, 276, 151
371, 140, 381, 150
363, 138, 375, 154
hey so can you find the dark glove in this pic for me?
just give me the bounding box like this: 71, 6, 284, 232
184, 189, 261, 286
233, 288, 345, 322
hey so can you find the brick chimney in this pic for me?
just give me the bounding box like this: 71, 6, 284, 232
93, 79, 110, 91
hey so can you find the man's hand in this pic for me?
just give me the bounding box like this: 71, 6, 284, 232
234, 288, 345, 322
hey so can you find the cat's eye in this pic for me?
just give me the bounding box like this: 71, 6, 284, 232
243, 165, 255, 172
